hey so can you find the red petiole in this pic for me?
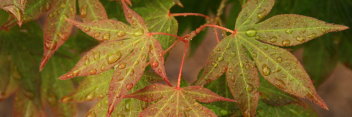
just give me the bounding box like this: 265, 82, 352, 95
169, 13, 209, 19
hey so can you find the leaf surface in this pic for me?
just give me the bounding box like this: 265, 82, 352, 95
0, 0, 26, 26
134, 0, 178, 49
126, 84, 234, 117
196, 0, 349, 115
60, 2, 172, 115
195, 36, 260, 116
246, 14, 349, 47
40, 0, 76, 70
78, 0, 108, 22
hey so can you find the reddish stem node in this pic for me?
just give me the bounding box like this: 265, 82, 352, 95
176, 43, 189, 89
169, 13, 209, 19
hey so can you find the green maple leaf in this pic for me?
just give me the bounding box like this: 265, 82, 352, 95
61, 70, 150, 116
59, 1, 177, 115
195, 0, 349, 116
39, 0, 76, 70
1, 0, 53, 29
126, 83, 235, 117
0, 0, 26, 26
78, 0, 108, 22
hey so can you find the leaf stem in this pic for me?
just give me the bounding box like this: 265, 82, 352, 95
163, 40, 180, 55
176, 43, 189, 89
169, 13, 209, 19
148, 32, 183, 40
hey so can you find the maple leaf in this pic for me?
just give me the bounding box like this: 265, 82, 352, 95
39, 0, 76, 70
126, 83, 235, 117
195, 0, 349, 116
0, 0, 27, 26
1, 0, 53, 29
59, 1, 173, 115
78, 0, 108, 22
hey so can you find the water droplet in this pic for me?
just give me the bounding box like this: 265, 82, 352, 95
308, 33, 317, 38
80, 5, 87, 18
107, 52, 121, 64
118, 63, 126, 69
245, 30, 257, 37
103, 33, 110, 40
152, 62, 159, 68
285, 30, 293, 34
134, 29, 144, 36
72, 70, 80, 76
45, 3, 50, 11
126, 83, 133, 90
45, 41, 57, 50
257, 14, 264, 19
296, 37, 305, 42
94, 32, 100, 38
217, 57, 224, 61
60, 4, 65, 8
262, 64, 271, 76
282, 40, 291, 46
277, 57, 283, 63
270, 37, 277, 43
125, 103, 131, 110
86, 94, 93, 100
94, 52, 100, 59
117, 31, 126, 37
90, 69, 97, 74
61, 96, 72, 102
83, 26, 91, 32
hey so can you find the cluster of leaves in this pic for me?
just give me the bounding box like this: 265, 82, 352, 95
0, 0, 350, 117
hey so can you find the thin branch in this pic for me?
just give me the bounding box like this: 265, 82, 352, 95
163, 40, 180, 55
169, 13, 209, 19
176, 43, 188, 89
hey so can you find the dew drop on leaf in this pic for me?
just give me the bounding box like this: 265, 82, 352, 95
270, 37, 277, 43
217, 57, 224, 61
296, 37, 305, 42
117, 31, 126, 37
86, 94, 93, 100
118, 63, 126, 69
103, 33, 110, 40
90, 69, 97, 74
151, 62, 159, 68
282, 40, 291, 46
285, 29, 293, 34
80, 5, 87, 18
45, 41, 57, 50
245, 30, 257, 37
72, 70, 80, 76
61, 96, 72, 102
83, 26, 91, 32
94, 32, 100, 38
126, 83, 133, 90
262, 64, 271, 76
134, 29, 144, 36
276, 57, 283, 63
107, 53, 121, 64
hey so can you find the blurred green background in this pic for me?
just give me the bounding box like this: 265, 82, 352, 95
0, 0, 351, 116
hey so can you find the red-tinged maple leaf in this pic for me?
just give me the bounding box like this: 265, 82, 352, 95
59, 2, 172, 116
0, 0, 27, 26
39, 0, 76, 70
195, 0, 349, 116
78, 0, 108, 22
125, 83, 235, 117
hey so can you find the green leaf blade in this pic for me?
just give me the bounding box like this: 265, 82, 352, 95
236, 0, 275, 29
240, 36, 328, 109
78, 0, 108, 22
248, 14, 349, 47
40, 0, 76, 70
226, 39, 260, 117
